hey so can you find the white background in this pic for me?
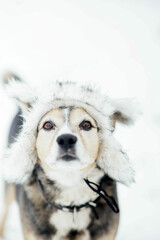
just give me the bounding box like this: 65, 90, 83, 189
0, 0, 160, 239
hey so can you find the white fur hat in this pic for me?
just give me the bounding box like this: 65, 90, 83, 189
1, 76, 140, 185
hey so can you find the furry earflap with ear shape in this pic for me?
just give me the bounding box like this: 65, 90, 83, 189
1, 74, 140, 185
111, 98, 140, 126
1, 74, 37, 183
2, 74, 37, 112
96, 98, 140, 185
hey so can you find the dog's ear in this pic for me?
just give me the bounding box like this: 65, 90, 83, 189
110, 98, 141, 131
2, 72, 36, 112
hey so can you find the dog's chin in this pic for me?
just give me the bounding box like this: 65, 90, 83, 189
48, 159, 88, 171
46, 163, 96, 187
46, 154, 95, 172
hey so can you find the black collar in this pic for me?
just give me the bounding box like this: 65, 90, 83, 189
37, 175, 119, 220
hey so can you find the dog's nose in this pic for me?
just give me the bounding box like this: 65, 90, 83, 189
57, 134, 77, 151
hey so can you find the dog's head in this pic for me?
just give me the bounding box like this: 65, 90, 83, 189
1, 75, 140, 186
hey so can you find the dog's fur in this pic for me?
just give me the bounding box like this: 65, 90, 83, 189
0, 74, 139, 240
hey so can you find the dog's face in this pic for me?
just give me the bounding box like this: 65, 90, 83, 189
36, 107, 100, 184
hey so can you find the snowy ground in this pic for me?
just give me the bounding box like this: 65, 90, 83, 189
0, 0, 160, 239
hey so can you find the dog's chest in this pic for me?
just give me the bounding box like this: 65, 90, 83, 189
50, 170, 104, 237
50, 184, 94, 236
50, 208, 91, 238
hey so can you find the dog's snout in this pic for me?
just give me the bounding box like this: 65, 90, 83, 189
57, 134, 77, 150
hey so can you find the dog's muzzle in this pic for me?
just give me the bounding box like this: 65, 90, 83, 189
57, 134, 78, 161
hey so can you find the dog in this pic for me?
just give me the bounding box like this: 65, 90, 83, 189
0, 74, 139, 240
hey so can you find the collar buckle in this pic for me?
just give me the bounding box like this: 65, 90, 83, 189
73, 207, 77, 224
88, 201, 97, 207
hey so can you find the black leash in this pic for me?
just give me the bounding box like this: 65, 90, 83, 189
37, 176, 119, 221
84, 178, 119, 214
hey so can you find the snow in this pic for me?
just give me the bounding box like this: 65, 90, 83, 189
0, 0, 160, 239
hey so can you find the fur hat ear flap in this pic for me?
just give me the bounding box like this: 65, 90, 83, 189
2, 72, 36, 113
110, 98, 141, 130
98, 97, 140, 184
97, 134, 135, 186
1, 133, 37, 183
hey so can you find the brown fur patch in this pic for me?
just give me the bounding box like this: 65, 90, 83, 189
23, 228, 42, 240
97, 215, 119, 240
0, 184, 15, 237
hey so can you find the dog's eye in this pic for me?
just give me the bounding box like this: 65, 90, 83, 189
79, 120, 93, 131
43, 121, 55, 130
